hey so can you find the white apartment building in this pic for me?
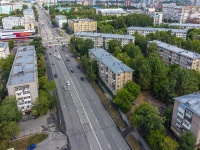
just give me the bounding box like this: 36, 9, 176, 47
96, 8, 129, 16
12, 4, 23, 11
74, 32, 135, 49
127, 27, 187, 39
153, 12, 163, 25
2, 17, 24, 30
23, 8, 35, 30
163, 6, 200, 23
0, 42, 10, 58
169, 23, 200, 30
89, 48, 133, 94
150, 40, 200, 71
6, 46, 38, 114
55, 15, 67, 28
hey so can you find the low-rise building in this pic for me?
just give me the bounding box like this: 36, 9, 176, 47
74, 32, 135, 49
169, 23, 200, 30
12, 4, 23, 11
171, 92, 200, 145
23, 8, 35, 30
150, 40, 200, 71
55, 15, 67, 28
2, 16, 24, 30
96, 8, 129, 16
68, 18, 97, 33
89, 47, 133, 94
127, 27, 187, 39
153, 12, 163, 25
0, 42, 10, 58
6, 46, 38, 114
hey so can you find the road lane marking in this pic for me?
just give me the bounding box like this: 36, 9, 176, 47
108, 144, 111, 148
102, 131, 104, 134
96, 119, 98, 123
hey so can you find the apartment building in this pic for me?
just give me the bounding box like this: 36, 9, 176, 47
89, 48, 133, 94
163, 6, 200, 23
151, 40, 200, 71
153, 12, 163, 25
74, 32, 135, 49
23, 8, 35, 30
171, 93, 200, 145
0, 42, 10, 58
55, 15, 67, 28
2, 17, 24, 30
6, 46, 38, 114
169, 23, 200, 30
68, 19, 97, 33
96, 8, 129, 16
127, 27, 187, 39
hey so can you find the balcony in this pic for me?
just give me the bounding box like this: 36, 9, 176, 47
182, 122, 191, 130
177, 112, 184, 119
15, 90, 23, 94
24, 98, 31, 103
24, 88, 30, 92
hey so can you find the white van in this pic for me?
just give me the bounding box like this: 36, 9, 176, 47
57, 55, 61, 60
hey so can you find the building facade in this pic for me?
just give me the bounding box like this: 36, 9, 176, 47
74, 32, 135, 49
169, 23, 200, 30
2, 17, 24, 30
127, 27, 187, 39
68, 19, 97, 33
23, 8, 35, 30
0, 42, 10, 58
6, 46, 38, 114
171, 93, 200, 145
96, 8, 129, 16
89, 48, 133, 94
151, 40, 200, 71
55, 15, 67, 28
153, 12, 163, 25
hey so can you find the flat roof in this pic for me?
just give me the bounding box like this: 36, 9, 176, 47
89, 47, 133, 74
7, 46, 37, 86
151, 40, 200, 59
175, 93, 200, 117
68, 18, 95, 22
55, 15, 67, 20
127, 27, 187, 33
0, 42, 7, 48
75, 32, 135, 40
169, 23, 200, 27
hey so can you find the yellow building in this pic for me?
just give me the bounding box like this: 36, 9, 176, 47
68, 18, 97, 33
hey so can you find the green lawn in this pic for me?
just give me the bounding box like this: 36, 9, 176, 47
8, 133, 48, 150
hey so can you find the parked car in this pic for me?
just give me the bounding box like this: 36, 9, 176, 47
27, 144, 36, 150
63, 86, 67, 91
54, 74, 58, 78
67, 81, 70, 86
80, 77, 84, 81
49, 53, 51, 55
71, 69, 74, 73
52, 63, 55, 66
77, 65, 80, 69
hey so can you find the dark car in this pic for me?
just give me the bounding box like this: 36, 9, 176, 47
27, 144, 36, 150
77, 65, 80, 69
55, 49, 57, 52
52, 63, 55, 66
54, 74, 58, 78
71, 70, 74, 73
67, 59, 70, 62
49, 53, 51, 55
161, 104, 167, 109
80, 77, 84, 81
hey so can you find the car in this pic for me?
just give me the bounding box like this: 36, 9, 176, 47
71, 69, 74, 73
63, 86, 67, 91
132, 101, 136, 105
55, 49, 57, 52
67, 59, 70, 62
161, 104, 167, 109
80, 77, 84, 81
27, 144, 36, 150
77, 65, 80, 69
54, 74, 58, 78
49, 53, 51, 55
66, 55, 68, 58
52, 63, 54, 66
54, 54, 56, 57
67, 81, 70, 86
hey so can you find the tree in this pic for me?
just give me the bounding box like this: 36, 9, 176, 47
79, 39, 94, 56
113, 88, 132, 113
22, 5, 28, 10
8, 40, 14, 50
161, 136, 179, 150
130, 102, 165, 137
124, 81, 140, 99
107, 39, 121, 53
179, 131, 196, 150
116, 52, 131, 65
148, 130, 164, 150
123, 43, 142, 58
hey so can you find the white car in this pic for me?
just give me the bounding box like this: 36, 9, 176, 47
54, 54, 56, 57
66, 55, 68, 58
67, 81, 70, 86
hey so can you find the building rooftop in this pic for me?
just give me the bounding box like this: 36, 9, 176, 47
151, 40, 200, 59
7, 46, 37, 86
68, 18, 95, 22
127, 26, 187, 33
55, 15, 67, 20
89, 47, 133, 74
175, 93, 200, 117
75, 32, 135, 40
169, 23, 200, 27
2, 16, 24, 20
0, 42, 7, 48
23, 8, 34, 14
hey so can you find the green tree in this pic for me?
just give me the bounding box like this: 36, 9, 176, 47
79, 39, 94, 56
107, 39, 121, 53
123, 43, 142, 58
113, 88, 132, 113
130, 102, 165, 137
124, 81, 140, 99
62, 22, 68, 30
22, 5, 28, 10
8, 40, 14, 50
161, 136, 179, 150
148, 130, 164, 150
116, 52, 131, 65
179, 131, 195, 150
163, 107, 173, 127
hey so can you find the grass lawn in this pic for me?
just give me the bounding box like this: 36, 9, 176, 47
8, 133, 48, 150
127, 134, 142, 150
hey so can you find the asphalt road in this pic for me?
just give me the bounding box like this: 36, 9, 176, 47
37, 6, 130, 150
